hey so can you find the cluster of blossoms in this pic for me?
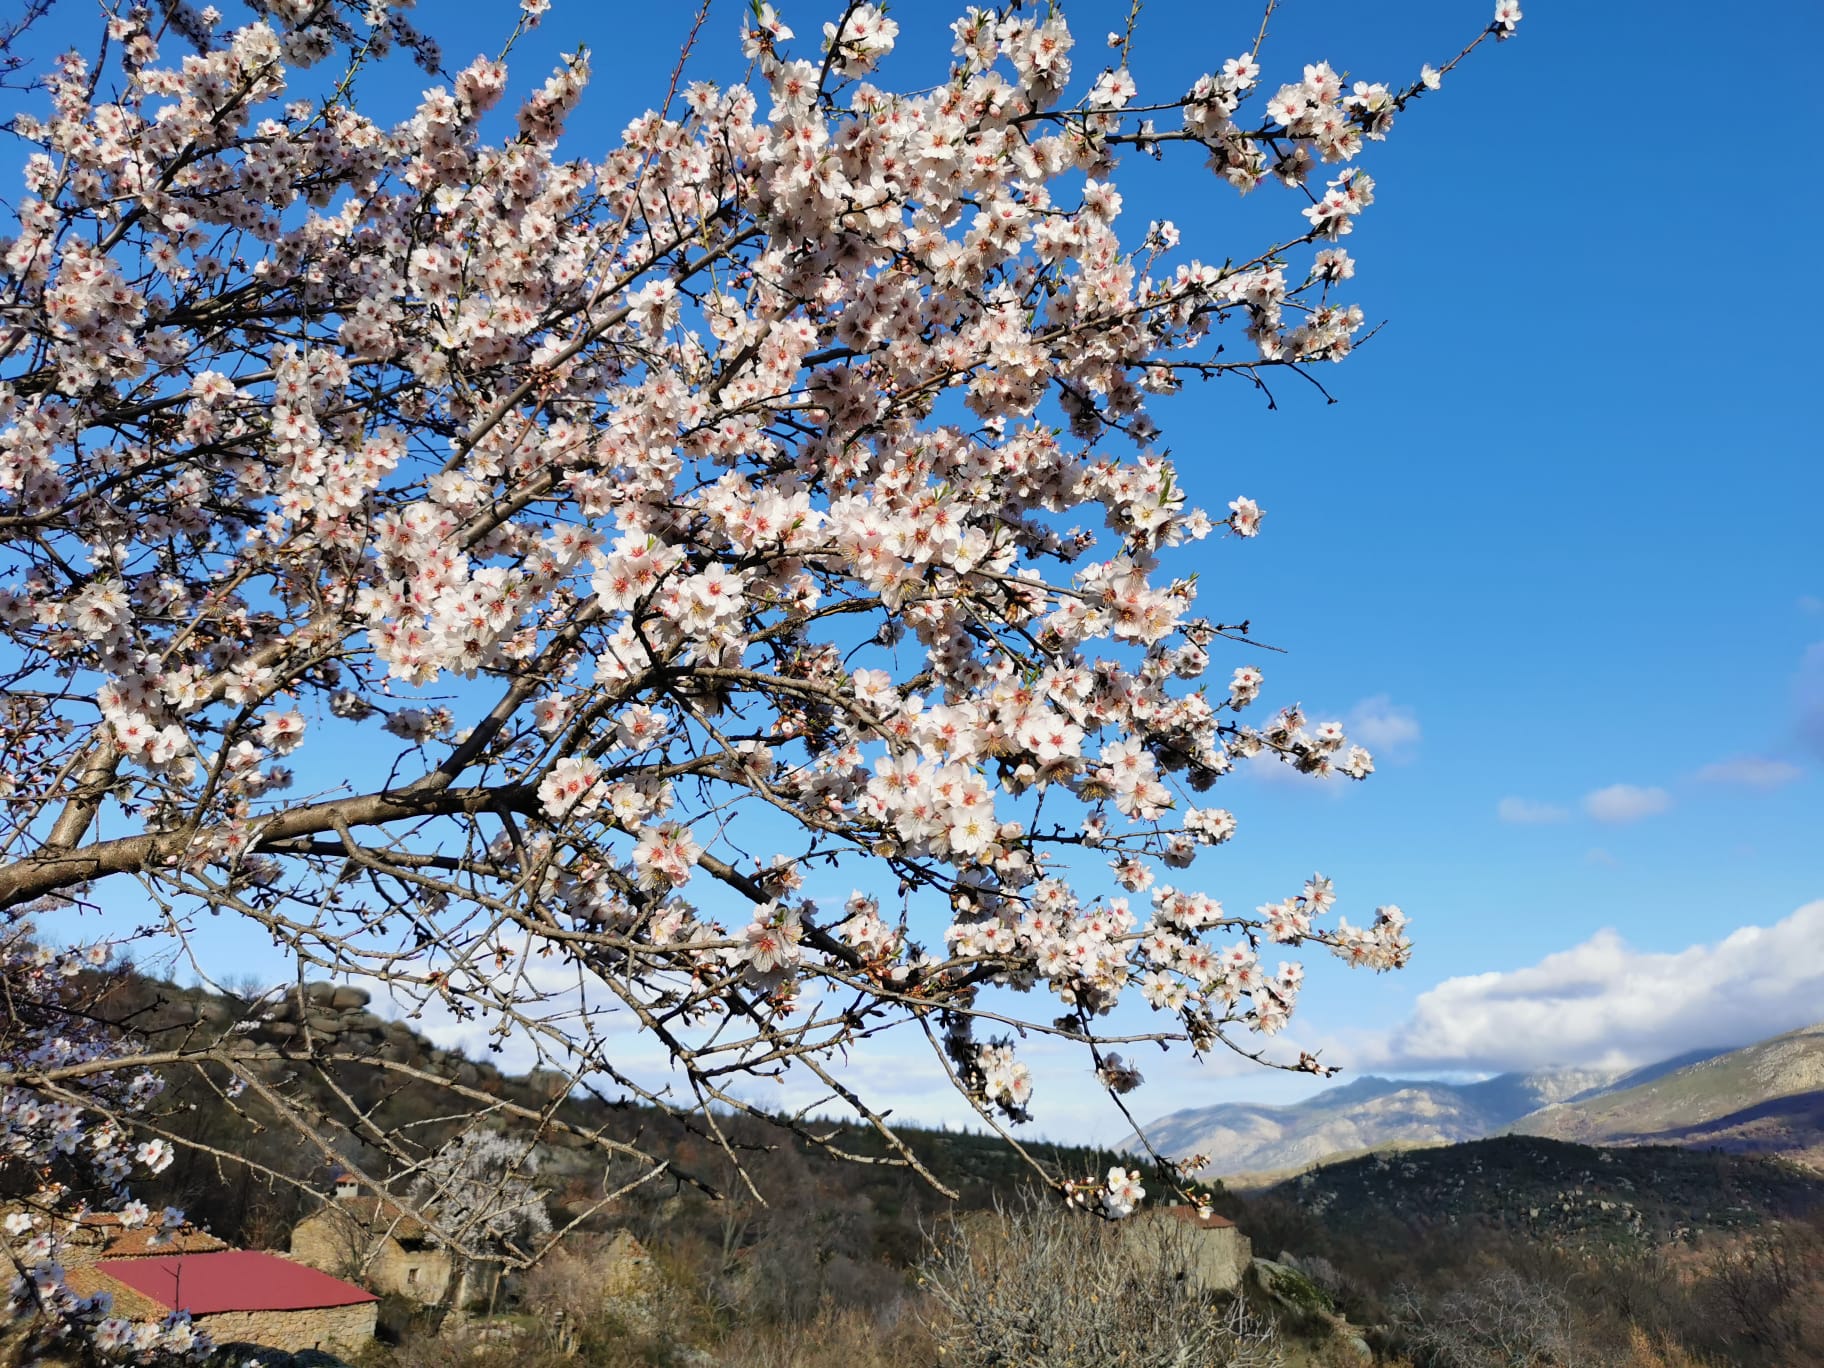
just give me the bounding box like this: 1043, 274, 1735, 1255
1101, 1166, 1146, 1218
1060, 1164, 1147, 1218
0, 932, 210, 1360
976, 1041, 1035, 1113
0, 0, 1517, 1237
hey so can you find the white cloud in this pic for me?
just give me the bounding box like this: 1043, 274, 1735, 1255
1348, 695, 1421, 757
1344, 901, 1824, 1074
1799, 595, 1824, 616
1243, 752, 1347, 796
1695, 756, 1804, 790
1583, 783, 1672, 824
1497, 796, 1570, 825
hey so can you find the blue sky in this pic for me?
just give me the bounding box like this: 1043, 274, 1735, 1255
17, 0, 1823, 1141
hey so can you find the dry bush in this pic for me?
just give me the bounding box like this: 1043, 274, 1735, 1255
1614, 1326, 1726, 1368
1391, 1269, 1580, 1367
917, 1193, 1281, 1368
1684, 1220, 1824, 1366
363, 1332, 564, 1368
518, 1236, 610, 1321
366, 1321, 686, 1368
710, 1305, 936, 1368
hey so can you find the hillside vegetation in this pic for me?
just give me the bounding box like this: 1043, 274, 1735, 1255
56, 967, 1164, 1257
1263, 1135, 1823, 1254
22, 966, 1824, 1366
1234, 1138, 1824, 1368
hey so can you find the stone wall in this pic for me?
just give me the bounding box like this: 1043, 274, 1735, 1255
367, 1240, 456, 1303
595, 1231, 663, 1329
1183, 1224, 1252, 1292
1116, 1213, 1253, 1295
196, 1301, 377, 1355
291, 1209, 454, 1303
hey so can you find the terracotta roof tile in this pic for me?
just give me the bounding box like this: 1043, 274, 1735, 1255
312, 1196, 430, 1240
61, 1266, 170, 1322
99, 1227, 229, 1258
1159, 1204, 1238, 1229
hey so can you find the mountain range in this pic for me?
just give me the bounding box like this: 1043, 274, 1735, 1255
1127, 1023, 1824, 1181
1510, 1023, 1824, 1166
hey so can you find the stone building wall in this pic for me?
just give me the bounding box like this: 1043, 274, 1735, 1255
366, 1239, 455, 1303
1182, 1224, 1252, 1292
196, 1301, 377, 1355
291, 1208, 454, 1302
1116, 1210, 1253, 1294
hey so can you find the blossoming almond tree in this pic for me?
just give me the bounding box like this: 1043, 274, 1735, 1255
0, 0, 1520, 1350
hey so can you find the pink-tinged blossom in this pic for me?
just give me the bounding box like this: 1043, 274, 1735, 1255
978, 1042, 1033, 1111
823, 4, 898, 74
1088, 67, 1138, 110
134, 1140, 174, 1174
732, 906, 804, 977
1103, 1166, 1145, 1217
1314, 248, 1355, 281
538, 756, 603, 818
632, 822, 703, 889
257, 710, 306, 755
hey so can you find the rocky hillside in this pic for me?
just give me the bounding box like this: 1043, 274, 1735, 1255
67, 967, 1150, 1255
1509, 1023, 1824, 1165
1125, 1068, 1622, 1181
1262, 1134, 1824, 1253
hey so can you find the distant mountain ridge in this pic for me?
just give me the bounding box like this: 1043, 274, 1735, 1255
1123, 1065, 1626, 1181
1508, 1023, 1824, 1166
1129, 1024, 1824, 1180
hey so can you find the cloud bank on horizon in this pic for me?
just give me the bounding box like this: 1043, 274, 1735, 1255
357, 900, 1824, 1124
1338, 900, 1824, 1076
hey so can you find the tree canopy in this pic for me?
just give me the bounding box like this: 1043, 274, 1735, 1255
0, 0, 1520, 1355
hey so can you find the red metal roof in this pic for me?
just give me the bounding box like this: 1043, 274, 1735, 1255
95, 1251, 378, 1315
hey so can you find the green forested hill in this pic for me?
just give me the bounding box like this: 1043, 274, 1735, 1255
1263, 1134, 1824, 1254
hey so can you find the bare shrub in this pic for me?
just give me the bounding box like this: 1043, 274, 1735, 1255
917, 1193, 1281, 1367
1688, 1221, 1824, 1365
1614, 1326, 1726, 1368
712, 1305, 937, 1368
1392, 1270, 1580, 1367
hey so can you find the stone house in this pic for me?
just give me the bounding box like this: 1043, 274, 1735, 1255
291, 1190, 456, 1304
592, 1229, 664, 1330
0, 1207, 228, 1267
290, 1182, 504, 1309
64, 1250, 377, 1355
1118, 1205, 1253, 1294
597, 1229, 660, 1304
